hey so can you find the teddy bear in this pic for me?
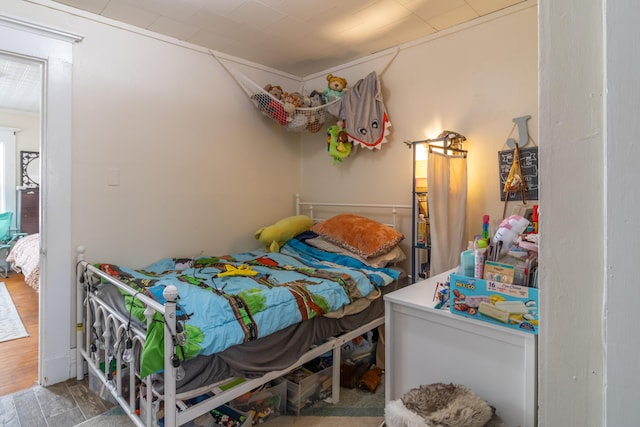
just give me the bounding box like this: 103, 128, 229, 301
322, 74, 348, 103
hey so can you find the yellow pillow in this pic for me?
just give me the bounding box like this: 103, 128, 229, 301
255, 215, 313, 252
311, 213, 404, 259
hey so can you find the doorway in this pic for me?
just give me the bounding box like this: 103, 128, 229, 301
0, 53, 42, 395
0, 16, 79, 388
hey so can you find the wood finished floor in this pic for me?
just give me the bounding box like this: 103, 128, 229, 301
1, 271, 39, 396
0, 272, 125, 427
0, 271, 122, 424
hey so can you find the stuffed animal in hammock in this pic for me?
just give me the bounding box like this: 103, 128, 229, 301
306, 90, 327, 133
253, 84, 287, 125
253, 84, 283, 110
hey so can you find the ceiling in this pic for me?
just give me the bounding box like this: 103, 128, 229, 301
0, 54, 42, 114
0, 0, 525, 114
53, 0, 524, 76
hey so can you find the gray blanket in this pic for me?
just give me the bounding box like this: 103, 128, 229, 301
327, 71, 392, 150
93, 268, 407, 395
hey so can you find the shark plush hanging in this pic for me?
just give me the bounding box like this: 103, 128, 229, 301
327, 71, 391, 150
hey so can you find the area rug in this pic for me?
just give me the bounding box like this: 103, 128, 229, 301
0, 282, 29, 343
299, 375, 386, 417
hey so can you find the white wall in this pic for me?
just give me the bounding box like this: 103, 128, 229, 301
3, 1, 307, 269
69, 28, 302, 266
2, 6, 304, 268
0, 110, 40, 152
300, 5, 538, 262
604, 2, 640, 424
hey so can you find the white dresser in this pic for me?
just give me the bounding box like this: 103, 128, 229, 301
384, 270, 537, 427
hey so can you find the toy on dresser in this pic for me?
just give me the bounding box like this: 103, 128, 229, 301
450, 212, 539, 334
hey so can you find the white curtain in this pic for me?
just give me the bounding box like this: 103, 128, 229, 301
427, 151, 467, 276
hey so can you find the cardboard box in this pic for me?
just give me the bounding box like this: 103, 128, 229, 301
493, 253, 538, 287
280, 364, 333, 415
483, 261, 515, 284
449, 273, 539, 335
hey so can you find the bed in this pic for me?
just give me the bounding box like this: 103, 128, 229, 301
76, 196, 411, 427
7, 233, 40, 291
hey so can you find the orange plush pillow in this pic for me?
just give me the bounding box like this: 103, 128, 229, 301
311, 213, 404, 259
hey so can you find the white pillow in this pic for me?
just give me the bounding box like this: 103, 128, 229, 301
306, 236, 406, 268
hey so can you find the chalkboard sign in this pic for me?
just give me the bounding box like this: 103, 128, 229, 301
498, 146, 539, 201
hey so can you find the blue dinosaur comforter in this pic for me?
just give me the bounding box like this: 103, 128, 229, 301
97, 238, 400, 377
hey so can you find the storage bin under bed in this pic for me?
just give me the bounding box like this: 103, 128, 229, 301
279, 364, 333, 416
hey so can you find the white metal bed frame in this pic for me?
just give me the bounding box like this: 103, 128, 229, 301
75, 195, 411, 427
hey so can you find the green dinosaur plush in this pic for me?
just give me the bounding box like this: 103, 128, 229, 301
327, 122, 352, 164
254, 215, 313, 252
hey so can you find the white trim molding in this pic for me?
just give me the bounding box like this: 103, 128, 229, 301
0, 13, 82, 44
0, 15, 76, 386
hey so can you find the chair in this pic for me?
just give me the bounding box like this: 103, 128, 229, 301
0, 212, 26, 278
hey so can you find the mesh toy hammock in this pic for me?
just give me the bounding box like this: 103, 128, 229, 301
213, 55, 339, 133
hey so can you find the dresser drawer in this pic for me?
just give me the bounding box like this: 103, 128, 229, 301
20, 189, 39, 234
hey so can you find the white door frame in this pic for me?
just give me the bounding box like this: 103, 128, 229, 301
0, 14, 82, 385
